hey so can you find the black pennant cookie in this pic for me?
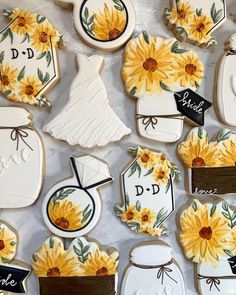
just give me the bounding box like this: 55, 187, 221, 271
174, 89, 212, 126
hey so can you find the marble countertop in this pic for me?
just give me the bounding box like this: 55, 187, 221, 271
0, 0, 236, 294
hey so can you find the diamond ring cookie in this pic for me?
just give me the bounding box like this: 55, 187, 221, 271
216, 34, 236, 126
179, 199, 236, 295
0, 107, 44, 208
44, 53, 131, 148
32, 236, 119, 295
164, 0, 227, 48
115, 147, 180, 237
54, 0, 136, 51
178, 127, 236, 196
122, 31, 211, 142
0, 221, 31, 294
42, 155, 113, 238
0, 8, 64, 107
121, 241, 185, 295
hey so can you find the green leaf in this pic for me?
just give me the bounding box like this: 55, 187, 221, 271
83, 205, 90, 217
17, 66, 25, 81
37, 68, 44, 83
46, 51, 52, 67
43, 72, 50, 84
32, 254, 38, 262
2, 257, 11, 263
198, 127, 204, 139
128, 161, 138, 177
81, 209, 92, 223
224, 249, 234, 257
210, 204, 217, 217
10, 241, 16, 246
171, 41, 188, 54
137, 163, 141, 178
136, 200, 141, 212
84, 7, 89, 18
222, 201, 229, 211
192, 201, 198, 211
211, 3, 223, 24
217, 130, 232, 142
125, 194, 130, 207
0, 28, 13, 44
130, 86, 137, 96
112, 0, 124, 11
175, 26, 188, 40
0, 51, 4, 63
114, 205, 123, 215
142, 31, 150, 44
49, 237, 54, 249
36, 52, 47, 60
165, 179, 171, 193
21, 33, 30, 44
144, 167, 154, 177
37, 15, 46, 23
196, 8, 202, 17
160, 81, 171, 92
73, 239, 90, 264
4, 90, 11, 96
2, 9, 12, 17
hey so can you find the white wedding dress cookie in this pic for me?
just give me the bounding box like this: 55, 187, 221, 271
121, 242, 185, 295
0, 107, 44, 208
44, 54, 131, 148
217, 34, 236, 126
54, 0, 136, 51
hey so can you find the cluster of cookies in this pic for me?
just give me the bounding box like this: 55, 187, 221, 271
0, 0, 236, 294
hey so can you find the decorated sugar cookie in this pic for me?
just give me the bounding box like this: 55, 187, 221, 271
32, 236, 119, 295
178, 127, 236, 196
0, 107, 44, 208
216, 34, 236, 126
54, 0, 135, 51
179, 199, 236, 295
42, 155, 113, 238
121, 241, 185, 295
122, 32, 212, 143
115, 147, 180, 237
0, 221, 31, 293
0, 8, 63, 107
164, 0, 227, 48
44, 53, 131, 147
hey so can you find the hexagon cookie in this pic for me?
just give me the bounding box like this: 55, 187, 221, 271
164, 0, 227, 48
54, 0, 136, 51
115, 147, 180, 237
0, 8, 63, 107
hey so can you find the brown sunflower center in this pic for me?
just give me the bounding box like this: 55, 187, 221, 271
160, 153, 167, 161
109, 28, 121, 40
142, 214, 149, 222
18, 16, 26, 27
143, 58, 158, 72
126, 211, 134, 220
0, 240, 5, 251
192, 157, 206, 167
55, 217, 69, 229
196, 23, 205, 33
158, 171, 165, 179
185, 64, 197, 75
141, 153, 150, 163
96, 267, 108, 276
25, 85, 34, 96
177, 9, 186, 19
199, 226, 212, 240
39, 32, 48, 43
47, 267, 61, 277
1, 75, 9, 86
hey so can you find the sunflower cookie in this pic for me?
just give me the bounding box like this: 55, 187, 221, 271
164, 0, 227, 48
0, 8, 63, 107
179, 199, 236, 295
121, 241, 185, 295
122, 31, 212, 143
32, 236, 119, 295
0, 221, 31, 293
115, 147, 180, 237
44, 53, 131, 147
54, 0, 135, 51
216, 34, 236, 126
0, 107, 44, 208
42, 155, 113, 238
178, 127, 236, 196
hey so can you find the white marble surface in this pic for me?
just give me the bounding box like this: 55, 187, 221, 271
0, 0, 236, 294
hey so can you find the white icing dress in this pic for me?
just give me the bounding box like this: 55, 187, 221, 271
44, 54, 131, 148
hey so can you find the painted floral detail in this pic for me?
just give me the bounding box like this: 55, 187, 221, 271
33, 237, 119, 278
18, 76, 42, 105
32, 237, 80, 277
0, 8, 63, 107
82, 1, 126, 41
48, 199, 83, 231
139, 208, 156, 225
10, 8, 36, 36
164, 1, 224, 47
80, 250, 118, 276
168, 1, 194, 26
220, 138, 236, 167
140, 225, 162, 237
0, 223, 17, 264
178, 128, 221, 168
152, 164, 170, 186
0, 63, 19, 93
172, 51, 204, 88
180, 200, 235, 264
120, 205, 140, 223
136, 149, 157, 169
